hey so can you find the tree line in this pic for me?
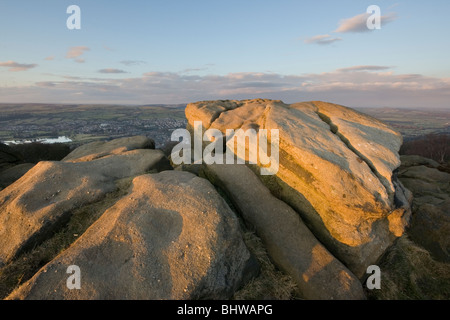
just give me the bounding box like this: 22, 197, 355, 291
400, 133, 450, 164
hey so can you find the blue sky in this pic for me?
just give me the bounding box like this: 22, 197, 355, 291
0, 0, 449, 108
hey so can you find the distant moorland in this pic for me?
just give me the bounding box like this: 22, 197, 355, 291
356, 107, 450, 140
0, 103, 449, 148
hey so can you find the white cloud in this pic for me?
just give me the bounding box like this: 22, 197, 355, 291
66, 46, 90, 60
1, 68, 449, 108
182, 67, 208, 73
0, 60, 37, 72
304, 9, 398, 46
98, 68, 128, 74
336, 65, 393, 73
120, 60, 146, 66
304, 34, 343, 45
335, 12, 398, 33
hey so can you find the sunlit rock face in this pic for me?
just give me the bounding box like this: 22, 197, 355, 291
185, 99, 411, 277
202, 163, 366, 300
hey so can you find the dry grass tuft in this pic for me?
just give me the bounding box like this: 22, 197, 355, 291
367, 235, 450, 300
211, 184, 300, 300
233, 231, 300, 300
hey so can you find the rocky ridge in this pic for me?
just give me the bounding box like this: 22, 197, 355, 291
0, 99, 433, 300
185, 99, 411, 278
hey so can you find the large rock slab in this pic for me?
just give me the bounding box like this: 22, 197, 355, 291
7, 171, 255, 300
185, 100, 241, 129
0, 149, 168, 267
63, 136, 155, 162
202, 163, 365, 300
400, 155, 440, 169
185, 99, 410, 277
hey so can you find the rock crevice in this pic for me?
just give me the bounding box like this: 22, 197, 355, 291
315, 109, 392, 201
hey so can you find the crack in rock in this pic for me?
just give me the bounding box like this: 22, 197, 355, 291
314, 110, 393, 199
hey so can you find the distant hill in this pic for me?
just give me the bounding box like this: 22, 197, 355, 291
356, 107, 450, 139
1, 103, 449, 148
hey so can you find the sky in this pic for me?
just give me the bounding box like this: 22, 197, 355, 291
0, 0, 449, 108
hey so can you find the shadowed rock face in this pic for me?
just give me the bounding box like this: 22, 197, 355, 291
7, 171, 255, 300
0, 143, 22, 172
398, 160, 450, 263
185, 99, 411, 277
0, 163, 35, 189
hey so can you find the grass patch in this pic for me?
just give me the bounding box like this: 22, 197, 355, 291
233, 231, 300, 300
200, 168, 300, 300
0, 178, 132, 299
367, 236, 450, 300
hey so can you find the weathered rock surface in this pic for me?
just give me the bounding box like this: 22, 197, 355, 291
311, 101, 402, 196
63, 136, 155, 162
202, 163, 365, 299
400, 155, 440, 169
399, 162, 450, 262
0, 149, 169, 267
185, 100, 241, 129
7, 171, 255, 300
185, 99, 410, 277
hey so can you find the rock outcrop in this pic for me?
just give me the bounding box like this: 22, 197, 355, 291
0, 99, 421, 300
185, 99, 411, 277
7, 171, 255, 300
62, 136, 155, 163
399, 155, 440, 169
398, 159, 450, 262
0, 148, 169, 267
